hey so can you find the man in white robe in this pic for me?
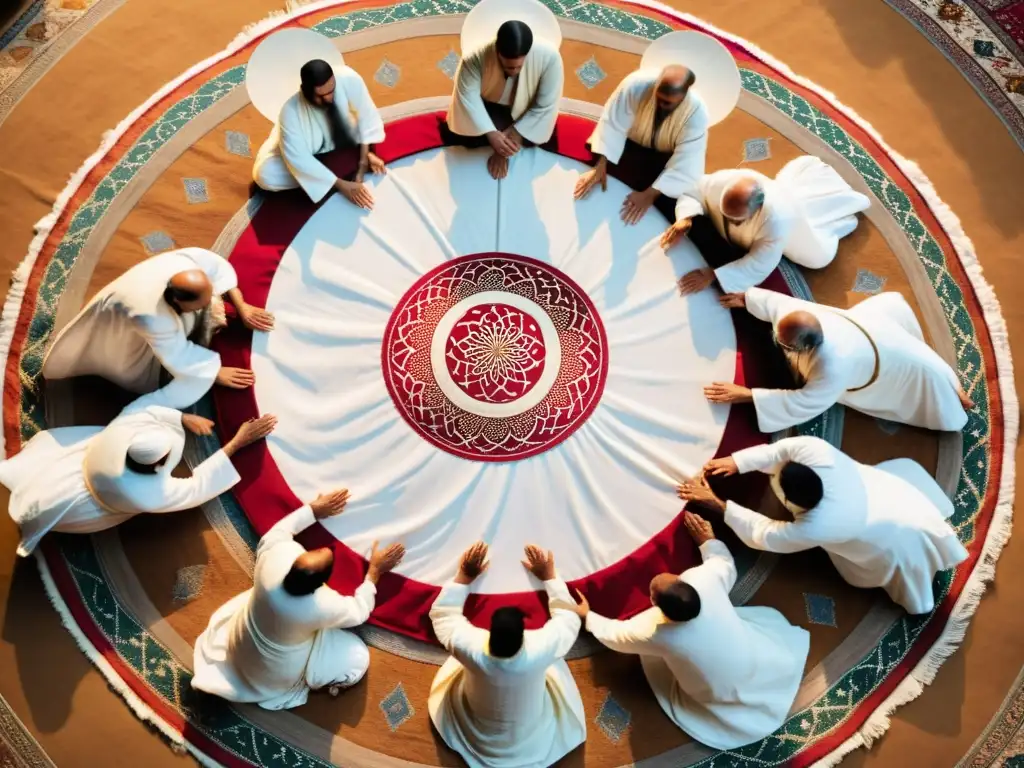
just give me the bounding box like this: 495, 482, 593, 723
677, 436, 968, 615
428, 542, 586, 767
575, 513, 809, 750
192, 490, 406, 709
575, 65, 709, 225
42, 247, 271, 411
665, 157, 871, 295
0, 395, 275, 556
444, 19, 564, 180
253, 59, 386, 209
704, 287, 972, 433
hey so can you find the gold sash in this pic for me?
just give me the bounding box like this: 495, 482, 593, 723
839, 314, 880, 393
82, 472, 130, 516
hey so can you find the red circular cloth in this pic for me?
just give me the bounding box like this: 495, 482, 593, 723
213, 111, 792, 641
383, 253, 608, 461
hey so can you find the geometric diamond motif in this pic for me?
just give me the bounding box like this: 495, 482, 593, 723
374, 58, 400, 88
183, 178, 209, 204
575, 56, 606, 89
875, 418, 901, 435
379, 682, 415, 731
437, 50, 459, 80
743, 137, 772, 162
140, 231, 176, 255
172, 565, 207, 603
973, 38, 996, 58
594, 691, 631, 742
225, 130, 251, 157
851, 268, 886, 295
803, 592, 837, 627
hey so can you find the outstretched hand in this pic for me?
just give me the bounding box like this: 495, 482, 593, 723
368, 540, 406, 583
181, 413, 215, 436
311, 488, 349, 519
703, 457, 739, 477
456, 542, 489, 584
683, 511, 715, 545
522, 544, 556, 581
677, 475, 726, 513
704, 382, 753, 404
238, 302, 275, 332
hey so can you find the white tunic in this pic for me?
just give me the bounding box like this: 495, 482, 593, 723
744, 287, 967, 433
587, 69, 709, 205
253, 67, 386, 203
0, 396, 240, 556
428, 579, 585, 767
192, 505, 375, 710
586, 540, 809, 750
42, 248, 238, 411
725, 436, 968, 614
675, 157, 870, 293
448, 40, 564, 145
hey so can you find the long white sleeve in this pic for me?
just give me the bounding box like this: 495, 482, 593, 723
130, 316, 221, 411
142, 450, 241, 514
713, 220, 788, 294
651, 103, 708, 204
587, 74, 637, 164
279, 103, 338, 204
723, 500, 816, 554
698, 539, 737, 593
744, 286, 801, 324
314, 579, 377, 630
341, 71, 385, 145
751, 361, 845, 433
525, 579, 581, 660
585, 609, 659, 655
176, 247, 238, 295
430, 581, 479, 652
513, 47, 564, 145
449, 50, 496, 136
732, 436, 836, 475
256, 505, 317, 561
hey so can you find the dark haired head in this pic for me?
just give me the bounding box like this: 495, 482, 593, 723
488, 606, 526, 658
298, 59, 355, 149
495, 20, 533, 64
282, 548, 335, 597
777, 462, 824, 511
651, 578, 701, 622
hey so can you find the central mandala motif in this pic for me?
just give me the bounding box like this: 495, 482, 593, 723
382, 253, 609, 461
445, 303, 546, 404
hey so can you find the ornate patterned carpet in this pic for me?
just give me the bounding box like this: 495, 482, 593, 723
0, 0, 1017, 766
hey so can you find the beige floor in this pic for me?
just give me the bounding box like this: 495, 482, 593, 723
0, 0, 1022, 766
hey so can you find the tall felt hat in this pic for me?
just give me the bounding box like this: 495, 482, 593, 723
640, 31, 741, 126
460, 0, 563, 55
246, 27, 347, 123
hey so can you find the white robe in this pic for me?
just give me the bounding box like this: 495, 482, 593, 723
744, 287, 967, 433
42, 248, 237, 411
253, 67, 386, 203
0, 396, 240, 556
448, 40, 564, 145
587, 69, 708, 206
676, 158, 870, 293
192, 505, 374, 710
586, 540, 809, 750
725, 436, 968, 614
428, 579, 585, 767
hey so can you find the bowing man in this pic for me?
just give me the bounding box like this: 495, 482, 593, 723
704, 288, 972, 433
575, 65, 708, 225
253, 59, 386, 210
192, 490, 406, 709
428, 543, 586, 767
678, 436, 967, 615
0, 397, 275, 556
578, 513, 809, 750
665, 158, 870, 295
444, 19, 564, 180
43, 247, 272, 410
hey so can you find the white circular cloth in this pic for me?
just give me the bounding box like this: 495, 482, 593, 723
253, 147, 736, 593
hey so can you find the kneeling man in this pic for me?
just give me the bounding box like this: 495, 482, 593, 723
579, 513, 809, 749
576, 65, 708, 225
192, 490, 406, 709
445, 17, 564, 180
678, 436, 968, 615
704, 287, 972, 433
428, 542, 586, 767
253, 59, 386, 210
666, 158, 870, 295
0, 398, 275, 556
43, 247, 271, 410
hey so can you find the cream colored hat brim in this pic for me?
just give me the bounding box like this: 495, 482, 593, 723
245, 28, 346, 123
460, 0, 563, 55
641, 31, 741, 126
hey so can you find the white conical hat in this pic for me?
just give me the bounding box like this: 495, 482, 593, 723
460, 0, 563, 55
640, 31, 741, 126
246, 28, 346, 123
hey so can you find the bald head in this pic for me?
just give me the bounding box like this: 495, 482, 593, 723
721, 177, 765, 222
164, 269, 213, 313
776, 310, 824, 353
654, 65, 695, 115
282, 547, 335, 597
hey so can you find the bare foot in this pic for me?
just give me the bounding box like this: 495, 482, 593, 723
487, 152, 509, 180
958, 387, 975, 410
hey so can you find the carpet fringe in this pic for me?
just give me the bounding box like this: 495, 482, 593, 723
33, 551, 228, 768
